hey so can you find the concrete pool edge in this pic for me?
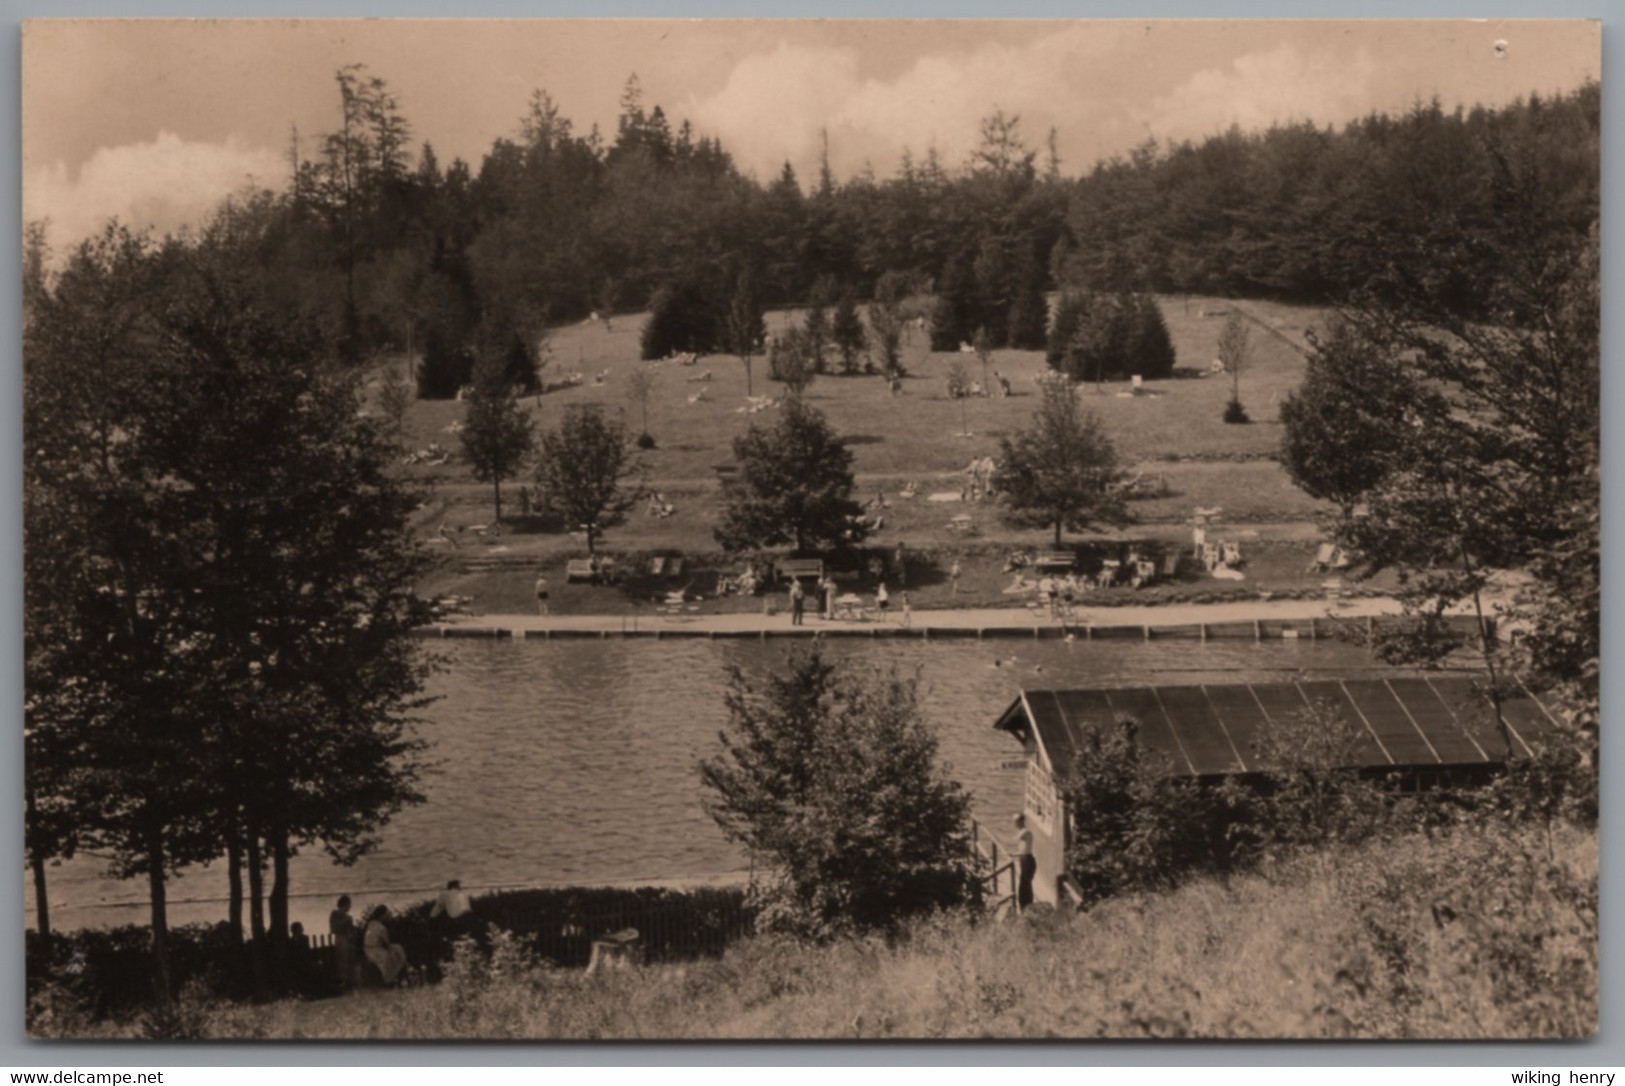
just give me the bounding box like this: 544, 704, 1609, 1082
414, 597, 1497, 643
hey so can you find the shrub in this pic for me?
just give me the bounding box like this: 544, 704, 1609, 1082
28, 885, 755, 1029
1242, 696, 1390, 854
636, 432, 657, 450
1223, 398, 1250, 424
1057, 714, 1223, 904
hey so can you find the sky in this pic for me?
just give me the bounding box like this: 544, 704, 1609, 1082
22, 18, 1600, 254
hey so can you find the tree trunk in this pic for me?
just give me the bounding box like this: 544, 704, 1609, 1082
226, 827, 243, 946
1054, 520, 1063, 548
1459, 541, 1510, 756
30, 853, 50, 938
269, 832, 290, 942
25, 786, 49, 937
492, 478, 503, 524
245, 830, 268, 999
146, 825, 172, 1008
744, 355, 753, 397
269, 830, 291, 988
586, 523, 596, 555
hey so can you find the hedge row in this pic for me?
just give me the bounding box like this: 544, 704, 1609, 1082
28, 884, 754, 1021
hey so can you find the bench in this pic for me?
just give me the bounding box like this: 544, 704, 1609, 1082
566, 559, 604, 583
1034, 551, 1076, 573
775, 558, 824, 583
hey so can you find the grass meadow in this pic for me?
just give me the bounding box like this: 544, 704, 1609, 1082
383, 295, 1368, 614
65, 821, 1593, 1041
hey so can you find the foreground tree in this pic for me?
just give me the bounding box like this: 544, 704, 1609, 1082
460, 351, 535, 522
1281, 221, 1599, 748
25, 231, 431, 1001
1278, 318, 1411, 517
995, 377, 1127, 546
715, 400, 863, 554
699, 649, 977, 937
534, 405, 637, 554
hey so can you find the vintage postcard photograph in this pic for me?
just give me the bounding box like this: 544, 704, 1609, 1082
21, 18, 1599, 1041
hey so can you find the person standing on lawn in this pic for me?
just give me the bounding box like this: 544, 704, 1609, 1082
949, 558, 962, 595
789, 578, 806, 626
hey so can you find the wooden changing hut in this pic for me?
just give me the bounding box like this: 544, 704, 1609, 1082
992, 676, 1565, 906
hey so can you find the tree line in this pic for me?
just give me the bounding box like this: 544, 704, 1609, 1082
79, 66, 1595, 388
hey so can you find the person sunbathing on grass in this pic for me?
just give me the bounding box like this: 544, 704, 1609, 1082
1003, 572, 1036, 594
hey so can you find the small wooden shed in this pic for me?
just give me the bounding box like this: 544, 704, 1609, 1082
993, 676, 1564, 906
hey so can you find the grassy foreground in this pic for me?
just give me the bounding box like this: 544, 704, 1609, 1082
113, 821, 1593, 1041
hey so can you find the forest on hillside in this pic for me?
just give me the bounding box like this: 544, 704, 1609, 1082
29, 68, 1599, 374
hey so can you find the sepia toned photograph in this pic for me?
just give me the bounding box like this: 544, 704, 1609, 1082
21, 18, 1599, 1041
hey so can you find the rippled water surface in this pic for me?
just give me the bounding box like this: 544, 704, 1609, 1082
35, 636, 1400, 931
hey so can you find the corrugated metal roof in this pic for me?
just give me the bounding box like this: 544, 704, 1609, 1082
994, 676, 1563, 777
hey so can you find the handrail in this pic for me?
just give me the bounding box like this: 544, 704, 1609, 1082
969, 817, 1020, 905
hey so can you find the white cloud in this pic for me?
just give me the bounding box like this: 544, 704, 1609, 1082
689, 26, 1116, 183
25, 130, 287, 255
1140, 45, 1382, 144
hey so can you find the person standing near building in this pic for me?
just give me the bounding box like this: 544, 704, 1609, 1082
875, 580, 890, 621
1012, 813, 1036, 911
534, 573, 549, 616
789, 578, 806, 626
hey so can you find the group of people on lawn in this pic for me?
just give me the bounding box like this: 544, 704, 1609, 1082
326, 879, 477, 991
787, 573, 909, 625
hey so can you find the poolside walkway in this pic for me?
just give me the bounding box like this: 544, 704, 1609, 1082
423, 595, 1429, 641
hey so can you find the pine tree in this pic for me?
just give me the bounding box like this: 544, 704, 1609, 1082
699, 649, 976, 937
1007, 247, 1050, 350
930, 254, 978, 352
830, 291, 867, 375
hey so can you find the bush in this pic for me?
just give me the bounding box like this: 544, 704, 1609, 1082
26, 922, 248, 1023
1223, 398, 1250, 424
1058, 714, 1225, 904
28, 885, 755, 1028
636, 432, 657, 450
